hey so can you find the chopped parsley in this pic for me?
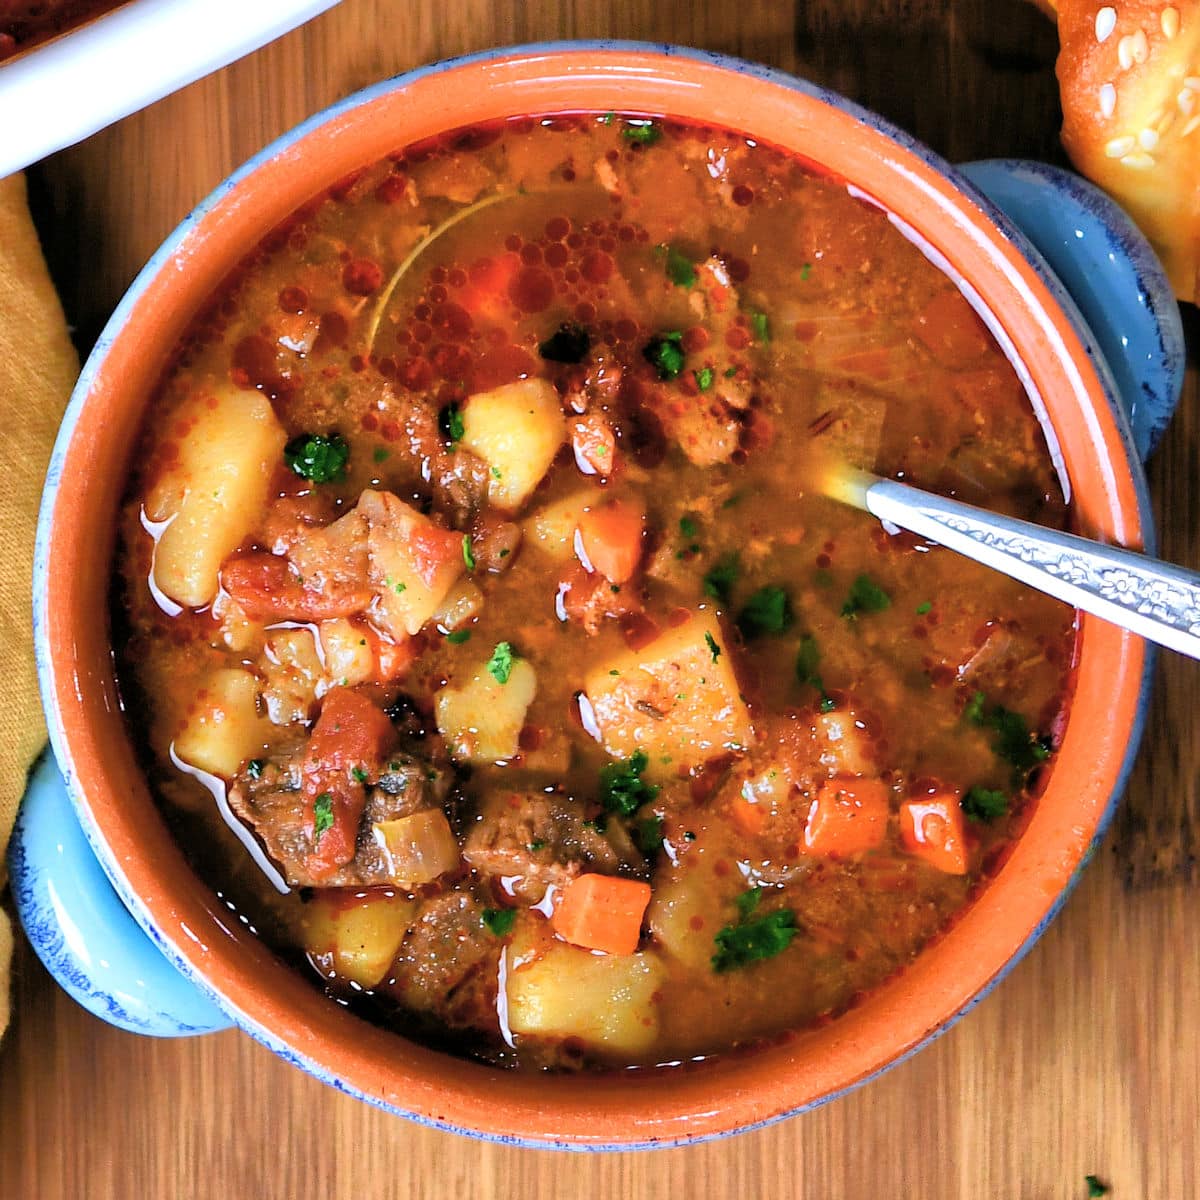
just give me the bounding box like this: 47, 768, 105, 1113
915, 600, 932, 615
351, 766, 368, 784
796, 633, 835, 711
600, 112, 615, 126
312, 793, 334, 841
600, 749, 660, 817
1085, 1176, 1109, 1198
712, 909, 797, 973
462, 535, 476, 571
538, 322, 591, 363
284, 432, 349, 483
439, 402, 465, 443
635, 815, 665, 855
966, 692, 1053, 774
702, 552, 740, 603
738, 585, 793, 638
962, 786, 1009, 823
749, 310, 771, 343
445, 629, 471, 644
246, 758, 265, 780
621, 121, 662, 146
840, 573, 891, 617
490, 466, 503, 480
373, 446, 390, 463
662, 244, 696, 288
705, 631, 722, 663
735, 887, 763, 918
528, 839, 546, 852
643, 330, 685, 380
694, 366, 714, 392
800, 262, 813, 281
487, 641, 514, 684
481, 908, 516, 936
679, 515, 699, 539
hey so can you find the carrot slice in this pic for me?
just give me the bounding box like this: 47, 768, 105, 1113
576, 498, 646, 584
803, 777, 889, 856
898, 794, 968, 875
551, 873, 652, 955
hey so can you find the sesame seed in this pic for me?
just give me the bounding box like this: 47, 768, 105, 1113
1096, 6, 1117, 41
1118, 35, 1135, 70
1179, 87, 1196, 114
1162, 6, 1181, 39
1105, 134, 1137, 157
1131, 29, 1150, 63
1181, 114, 1200, 137
1138, 127, 1160, 149
1120, 151, 1156, 169
1100, 82, 1118, 118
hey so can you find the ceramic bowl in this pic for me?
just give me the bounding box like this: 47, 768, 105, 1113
20, 43, 1184, 1148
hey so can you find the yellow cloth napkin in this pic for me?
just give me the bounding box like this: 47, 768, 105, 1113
0, 172, 79, 1036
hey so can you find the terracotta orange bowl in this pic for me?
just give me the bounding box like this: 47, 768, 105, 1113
31, 44, 1156, 1147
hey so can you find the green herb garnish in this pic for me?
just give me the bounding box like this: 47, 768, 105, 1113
800, 263, 813, 281
538, 322, 591, 364
735, 887, 763, 919
966, 693, 1053, 774
738, 586, 793, 638
462, 535, 476, 571
439, 402, 465, 443
1085, 1176, 1109, 1198
702, 553, 740, 603
445, 629, 471, 644
487, 641, 514, 684
712, 909, 797, 973
841, 573, 891, 617
312, 793, 334, 841
351, 766, 368, 784
246, 759, 265, 780
643, 331, 685, 380
600, 749, 660, 817
284, 432, 349, 483
749, 310, 771, 343
662, 244, 696, 288
679, 515, 699, 539
705, 631, 722, 663
373, 446, 390, 463
482, 908, 516, 936
622, 121, 661, 146
916, 600, 932, 615
694, 366, 714, 392
962, 786, 1009, 823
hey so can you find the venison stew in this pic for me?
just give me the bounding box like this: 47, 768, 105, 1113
113, 114, 1077, 1072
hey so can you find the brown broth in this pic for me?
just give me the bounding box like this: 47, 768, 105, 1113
113, 115, 1076, 1071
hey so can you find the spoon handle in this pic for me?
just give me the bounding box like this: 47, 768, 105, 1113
848, 474, 1200, 660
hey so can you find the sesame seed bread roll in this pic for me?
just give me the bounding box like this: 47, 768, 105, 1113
1056, 2, 1200, 303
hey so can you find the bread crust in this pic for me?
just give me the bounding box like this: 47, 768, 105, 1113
1057, 2, 1200, 302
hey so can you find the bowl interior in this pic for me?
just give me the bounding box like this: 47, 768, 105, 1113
37, 45, 1148, 1147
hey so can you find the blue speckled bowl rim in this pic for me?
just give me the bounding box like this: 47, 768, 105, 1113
32, 40, 1157, 1151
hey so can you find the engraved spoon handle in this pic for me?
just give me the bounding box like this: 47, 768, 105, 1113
829, 468, 1200, 660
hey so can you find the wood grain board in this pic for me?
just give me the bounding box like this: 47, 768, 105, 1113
2, 2, 1197, 1196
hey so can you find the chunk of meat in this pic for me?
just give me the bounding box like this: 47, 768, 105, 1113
643, 381, 742, 468
221, 550, 373, 623
463, 792, 645, 902
557, 561, 642, 636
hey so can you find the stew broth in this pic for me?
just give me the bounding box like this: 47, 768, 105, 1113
113, 115, 1076, 1070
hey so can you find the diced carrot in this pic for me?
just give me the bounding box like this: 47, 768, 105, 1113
576, 498, 646, 584
551, 873, 652, 955
222, 551, 372, 621
803, 777, 890, 856
568, 413, 617, 476
898, 794, 968, 875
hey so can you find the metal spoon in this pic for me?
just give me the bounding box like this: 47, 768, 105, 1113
823, 466, 1200, 659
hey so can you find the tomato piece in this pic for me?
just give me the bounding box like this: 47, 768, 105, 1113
222, 551, 372, 621
576, 498, 646, 584
898, 794, 968, 875
803, 777, 889, 856
408, 522, 467, 588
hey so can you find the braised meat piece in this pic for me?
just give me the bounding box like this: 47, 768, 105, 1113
463, 791, 645, 902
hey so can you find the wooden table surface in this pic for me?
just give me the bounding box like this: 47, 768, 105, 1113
2, 2, 1197, 1197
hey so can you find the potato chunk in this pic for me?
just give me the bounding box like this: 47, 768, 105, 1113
584, 610, 752, 775
505, 933, 663, 1058
319, 618, 376, 689
524, 490, 601, 561
303, 891, 417, 989
435, 656, 536, 763
359, 489, 464, 637
147, 387, 286, 607
174, 668, 274, 778
460, 379, 566, 511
